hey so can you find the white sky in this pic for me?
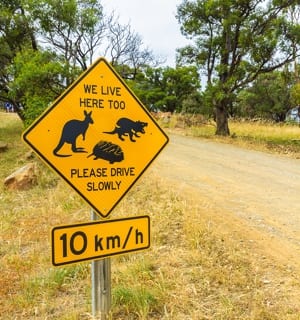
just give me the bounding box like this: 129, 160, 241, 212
101, 0, 189, 66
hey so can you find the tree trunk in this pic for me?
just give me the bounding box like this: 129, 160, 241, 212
215, 104, 230, 136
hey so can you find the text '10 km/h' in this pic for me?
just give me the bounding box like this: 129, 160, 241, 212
51, 216, 150, 266
59, 226, 144, 257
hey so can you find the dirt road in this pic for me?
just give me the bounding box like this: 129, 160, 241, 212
152, 133, 300, 269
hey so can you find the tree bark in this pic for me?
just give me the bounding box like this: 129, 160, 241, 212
215, 104, 230, 136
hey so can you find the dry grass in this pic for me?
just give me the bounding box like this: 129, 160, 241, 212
1, 112, 300, 319
162, 114, 300, 158
229, 120, 300, 156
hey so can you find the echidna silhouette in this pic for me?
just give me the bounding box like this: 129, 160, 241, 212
87, 141, 124, 164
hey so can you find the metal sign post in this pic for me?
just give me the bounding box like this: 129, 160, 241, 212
91, 210, 111, 319
22, 57, 168, 318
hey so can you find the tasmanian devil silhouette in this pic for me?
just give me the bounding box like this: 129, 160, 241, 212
103, 117, 148, 142
53, 110, 94, 157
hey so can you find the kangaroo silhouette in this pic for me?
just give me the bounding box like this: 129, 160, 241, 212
53, 110, 94, 157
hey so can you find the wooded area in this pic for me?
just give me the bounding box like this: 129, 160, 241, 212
1, 0, 300, 135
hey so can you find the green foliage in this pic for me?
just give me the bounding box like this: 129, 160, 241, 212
182, 91, 203, 114
26, 0, 104, 71
290, 82, 300, 106
177, 0, 300, 134
129, 65, 201, 113
237, 71, 293, 121
0, 0, 38, 118
0, 0, 155, 126
8, 49, 68, 126
2, 0, 299, 130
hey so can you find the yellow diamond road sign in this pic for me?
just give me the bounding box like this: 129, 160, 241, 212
22, 57, 169, 218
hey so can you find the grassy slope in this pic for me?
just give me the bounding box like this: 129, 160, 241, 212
1, 112, 300, 319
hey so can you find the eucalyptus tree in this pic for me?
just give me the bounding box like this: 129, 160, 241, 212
1, 0, 155, 124
0, 0, 38, 119
128, 65, 201, 112
27, 0, 110, 84
105, 21, 157, 81
27, 0, 155, 80
177, 0, 300, 135
237, 70, 293, 121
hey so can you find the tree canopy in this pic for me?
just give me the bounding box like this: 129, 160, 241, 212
1, 0, 300, 127
128, 65, 201, 113
177, 0, 300, 135
0, 0, 156, 124
237, 70, 293, 120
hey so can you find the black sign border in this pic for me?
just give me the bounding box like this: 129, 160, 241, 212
51, 215, 150, 266
22, 58, 169, 218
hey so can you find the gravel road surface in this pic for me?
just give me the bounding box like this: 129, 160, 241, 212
152, 133, 300, 268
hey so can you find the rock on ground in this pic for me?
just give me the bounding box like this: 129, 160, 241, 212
4, 162, 37, 190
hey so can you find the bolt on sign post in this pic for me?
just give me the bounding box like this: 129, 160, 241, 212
22, 57, 169, 318
22, 57, 169, 219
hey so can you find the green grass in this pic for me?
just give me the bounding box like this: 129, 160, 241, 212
1, 111, 300, 319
